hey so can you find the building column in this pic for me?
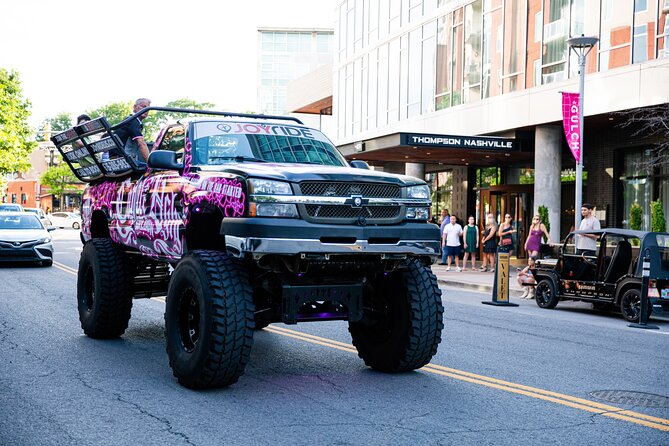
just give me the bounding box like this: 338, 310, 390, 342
534, 125, 562, 242
404, 162, 425, 180
451, 166, 469, 221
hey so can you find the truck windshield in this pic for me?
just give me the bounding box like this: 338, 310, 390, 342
191, 121, 347, 167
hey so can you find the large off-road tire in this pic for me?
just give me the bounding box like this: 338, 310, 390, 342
348, 259, 444, 372
535, 279, 559, 309
619, 288, 652, 322
77, 238, 133, 338
165, 251, 254, 389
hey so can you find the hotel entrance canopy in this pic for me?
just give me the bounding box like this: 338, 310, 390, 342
338, 132, 533, 166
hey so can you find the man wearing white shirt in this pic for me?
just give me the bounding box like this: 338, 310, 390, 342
442, 215, 463, 271
576, 203, 601, 255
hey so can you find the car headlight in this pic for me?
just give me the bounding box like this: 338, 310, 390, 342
37, 237, 52, 244
249, 179, 293, 195
405, 207, 430, 220
251, 203, 298, 218
407, 185, 430, 199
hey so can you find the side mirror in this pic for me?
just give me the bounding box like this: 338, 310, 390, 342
47, 226, 56, 232
350, 160, 370, 170
148, 150, 183, 172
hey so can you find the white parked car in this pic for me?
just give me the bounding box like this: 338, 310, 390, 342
0, 212, 54, 266
49, 211, 82, 229
0, 204, 25, 213
24, 207, 52, 227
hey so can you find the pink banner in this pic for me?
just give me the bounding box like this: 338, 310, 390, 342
561, 92, 581, 162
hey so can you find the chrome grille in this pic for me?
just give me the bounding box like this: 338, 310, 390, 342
299, 182, 401, 198
305, 205, 400, 220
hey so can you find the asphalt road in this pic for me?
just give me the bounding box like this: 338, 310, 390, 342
1, 230, 668, 445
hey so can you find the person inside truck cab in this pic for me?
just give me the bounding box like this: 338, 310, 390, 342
114, 98, 151, 168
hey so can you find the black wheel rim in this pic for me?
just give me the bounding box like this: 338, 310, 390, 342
177, 287, 200, 353
536, 283, 550, 306
83, 266, 95, 311
622, 293, 640, 321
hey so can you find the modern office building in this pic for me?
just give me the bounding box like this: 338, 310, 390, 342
330, 0, 669, 254
257, 28, 335, 115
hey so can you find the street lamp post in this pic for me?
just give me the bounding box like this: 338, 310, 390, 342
567, 35, 598, 230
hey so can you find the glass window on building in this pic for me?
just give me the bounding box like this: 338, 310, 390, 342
435, 13, 453, 110
422, 20, 438, 115
408, 28, 423, 118
367, 48, 378, 129
633, 24, 648, 63
399, 34, 409, 120
599, 0, 633, 70
658, 13, 669, 58
427, 171, 453, 219
452, 8, 464, 106
502, 0, 527, 93
388, 38, 401, 123
482, 0, 503, 98
463, 0, 483, 103
634, 0, 647, 13
377, 43, 389, 126
541, 0, 570, 84
367, 0, 379, 44
621, 150, 652, 229
11, 194, 16, 203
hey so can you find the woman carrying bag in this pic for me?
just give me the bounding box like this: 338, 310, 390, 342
498, 214, 517, 255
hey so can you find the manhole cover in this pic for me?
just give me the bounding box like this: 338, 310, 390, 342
589, 390, 669, 408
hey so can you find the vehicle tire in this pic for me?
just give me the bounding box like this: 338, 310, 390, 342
77, 238, 133, 338
42, 259, 53, 267
535, 279, 559, 309
619, 288, 652, 322
72, 222, 80, 230
348, 258, 444, 372
165, 251, 254, 389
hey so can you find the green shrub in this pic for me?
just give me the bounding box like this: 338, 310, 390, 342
651, 200, 667, 232
629, 202, 643, 230
538, 205, 550, 241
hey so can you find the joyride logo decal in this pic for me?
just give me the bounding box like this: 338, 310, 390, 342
216, 122, 314, 139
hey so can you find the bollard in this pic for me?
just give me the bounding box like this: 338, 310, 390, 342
628, 249, 659, 330
482, 246, 519, 307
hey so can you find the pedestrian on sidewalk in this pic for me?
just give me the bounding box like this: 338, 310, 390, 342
442, 215, 463, 271
462, 215, 479, 271
438, 208, 450, 264
479, 213, 497, 272
524, 214, 552, 258
517, 256, 537, 298
498, 214, 517, 256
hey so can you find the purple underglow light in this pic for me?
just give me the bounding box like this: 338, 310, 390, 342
194, 206, 201, 212
296, 312, 347, 320
297, 273, 303, 277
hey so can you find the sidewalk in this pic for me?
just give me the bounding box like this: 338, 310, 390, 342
431, 262, 528, 298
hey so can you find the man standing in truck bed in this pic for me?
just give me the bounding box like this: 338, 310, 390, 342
114, 98, 151, 168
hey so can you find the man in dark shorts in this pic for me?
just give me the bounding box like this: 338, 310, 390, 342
114, 98, 151, 168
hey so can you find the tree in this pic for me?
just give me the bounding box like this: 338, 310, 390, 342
617, 104, 669, 171
40, 162, 81, 211
629, 202, 642, 230
651, 200, 667, 233
0, 69, 36, 178
86, 101, 133, 127
142, 98, 215, 139
37, 112, 73, 141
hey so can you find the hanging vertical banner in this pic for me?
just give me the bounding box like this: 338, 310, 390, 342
562, 92, 581, 162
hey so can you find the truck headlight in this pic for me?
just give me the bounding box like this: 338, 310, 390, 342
251, 203, 298, 218
406, 207, 430, 220
249, 179, 293, 195
407, 185, 430, 199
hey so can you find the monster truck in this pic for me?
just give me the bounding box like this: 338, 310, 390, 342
51, 107, 444, 389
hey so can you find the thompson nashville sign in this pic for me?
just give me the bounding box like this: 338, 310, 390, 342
400, 132, 519, 151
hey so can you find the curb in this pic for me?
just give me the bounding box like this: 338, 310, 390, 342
437, 278, 526, 298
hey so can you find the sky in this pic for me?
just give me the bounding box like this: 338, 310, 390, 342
0, 0, 335, 127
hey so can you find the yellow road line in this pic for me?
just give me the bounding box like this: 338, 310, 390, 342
53, 261, 78, 275
52, 265, 669, 431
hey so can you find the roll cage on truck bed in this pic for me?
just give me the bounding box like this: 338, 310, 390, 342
51, 107, 445, 389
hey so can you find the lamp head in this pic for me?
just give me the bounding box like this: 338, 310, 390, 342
567, 35, 599, 49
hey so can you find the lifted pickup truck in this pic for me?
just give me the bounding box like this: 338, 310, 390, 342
52, 108, 444, 389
